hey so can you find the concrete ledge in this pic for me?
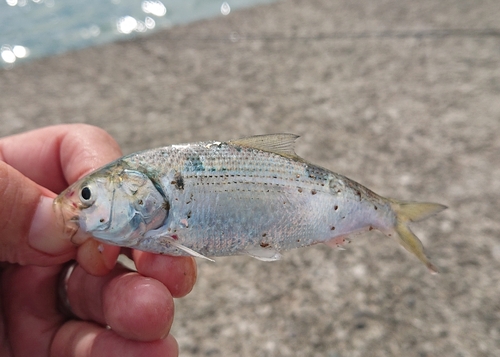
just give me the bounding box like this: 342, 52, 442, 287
1, 0, 499, 355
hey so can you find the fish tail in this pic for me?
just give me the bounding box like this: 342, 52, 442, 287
390, 201, 447, 274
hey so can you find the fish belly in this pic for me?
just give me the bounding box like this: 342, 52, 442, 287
169, 183, 338, 256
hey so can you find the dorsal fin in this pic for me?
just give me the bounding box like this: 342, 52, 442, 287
229, 133, 302, 160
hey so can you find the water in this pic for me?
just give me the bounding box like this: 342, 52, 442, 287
0, 0, 276, 68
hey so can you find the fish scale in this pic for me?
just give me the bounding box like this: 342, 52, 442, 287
128, 143, 359, 253
54, 134, 446, 272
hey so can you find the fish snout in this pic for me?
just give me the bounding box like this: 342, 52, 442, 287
53, 190, 92, 245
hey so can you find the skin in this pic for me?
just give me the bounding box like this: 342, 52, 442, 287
0, 124, 197, 357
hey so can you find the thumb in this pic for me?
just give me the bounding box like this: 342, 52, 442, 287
0, 161, 75, 265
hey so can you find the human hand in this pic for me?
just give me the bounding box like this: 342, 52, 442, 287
0, 125, 196, 357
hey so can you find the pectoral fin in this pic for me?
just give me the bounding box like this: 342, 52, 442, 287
164, 237, 215, 262
145, 230, 215, 262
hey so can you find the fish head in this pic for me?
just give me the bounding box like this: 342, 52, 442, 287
54, 164, 168, 246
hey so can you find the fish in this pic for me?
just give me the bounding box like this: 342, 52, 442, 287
54, 134, 446, 272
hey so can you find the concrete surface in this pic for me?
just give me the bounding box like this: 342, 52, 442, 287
1, 0, 499, 356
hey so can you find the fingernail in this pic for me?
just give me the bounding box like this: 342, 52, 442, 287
29, 196, 75, 255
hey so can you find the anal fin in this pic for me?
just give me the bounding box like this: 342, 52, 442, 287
324, 236, 351, 250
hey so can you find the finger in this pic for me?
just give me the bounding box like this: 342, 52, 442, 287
2, 264, 65, 357
133, 251, 197, 298
0, 286, 9, 356
51, 321, 179, 357
77, 239, 120, 276
0, 124, 122, 193
66, 264, 174, 341
0, 162, 75, 265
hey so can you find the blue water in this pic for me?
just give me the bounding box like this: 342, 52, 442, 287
0, 0, 276, 68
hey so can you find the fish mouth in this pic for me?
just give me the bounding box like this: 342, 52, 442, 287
53, 189, 92, 245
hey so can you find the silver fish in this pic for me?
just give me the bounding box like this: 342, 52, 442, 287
54, 134, 446, 272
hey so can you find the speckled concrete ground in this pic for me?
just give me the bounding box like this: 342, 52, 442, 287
1, 0, 499, 356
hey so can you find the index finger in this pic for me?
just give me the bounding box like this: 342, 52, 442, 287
0, 124, 122, 193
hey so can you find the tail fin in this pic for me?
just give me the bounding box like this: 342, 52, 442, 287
390, 201, 447, 274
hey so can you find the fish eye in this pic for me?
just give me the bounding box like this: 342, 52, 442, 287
79, 186, 95, 206
81, 187, 91, 200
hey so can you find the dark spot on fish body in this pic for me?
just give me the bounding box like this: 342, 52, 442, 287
298, 188, 303, 193
369, 226, 373, 231
331, 226, 335, 230
138, 199, 144, 205
163, 200, 170, 212
173, 172, 184, 190
374, 205, 378, 210
262, 233, 267, 237
100, 218, 105, 223
260, 242, 270, 248
311, 189, 317, 195
334, 205, 339, 211
187, 210, 192, 219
